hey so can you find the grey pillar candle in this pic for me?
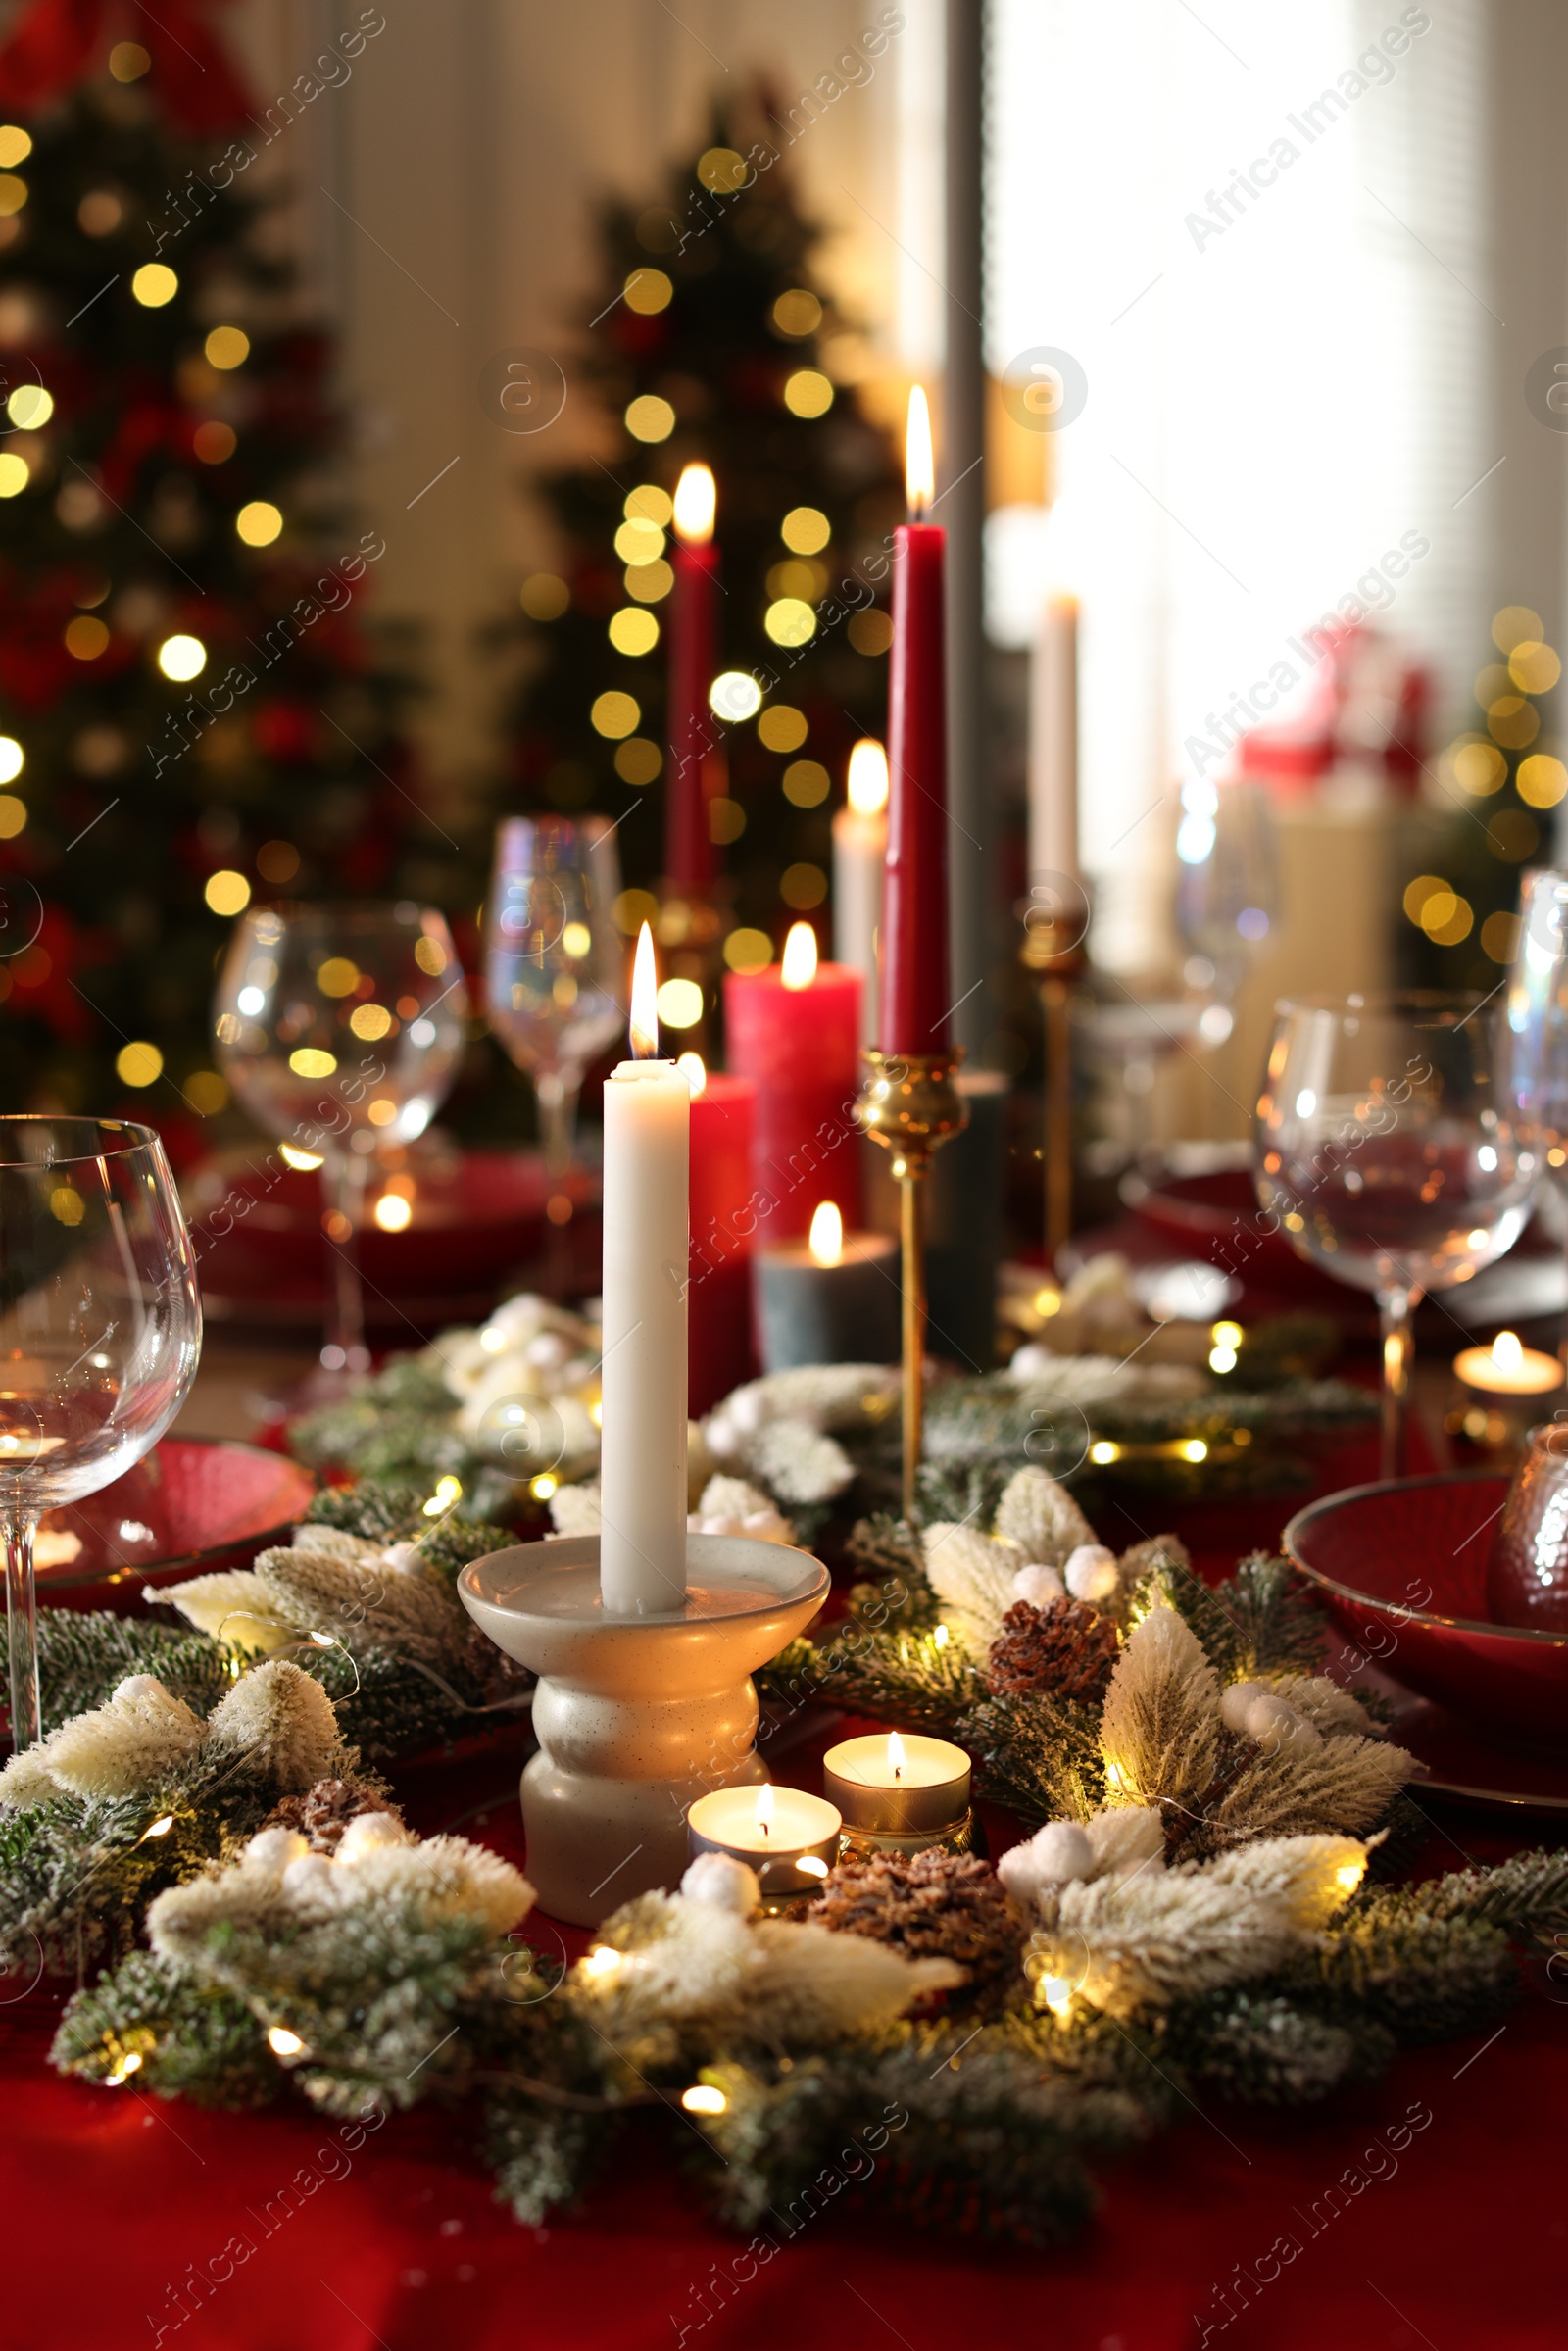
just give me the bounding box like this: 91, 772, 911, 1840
754, 1211, 899, 1373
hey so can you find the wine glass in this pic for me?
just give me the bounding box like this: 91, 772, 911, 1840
1255, 993, 1537, 1477
1177, 776, 1279, 1048
0, 1118, 202, 1749
215, 902, 469, 1376
484, 817, 625, 1189
1502, 867, 1568, 1362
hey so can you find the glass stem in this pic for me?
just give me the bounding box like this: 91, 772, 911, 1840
3, 1506, 39, 1753
324, 1156, 370, 1374
1377, 1287, 1414, 1481
536, 1070, 580, 1183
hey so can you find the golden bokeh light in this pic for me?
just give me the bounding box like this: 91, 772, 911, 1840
783, 368, 833, 418
625, 395, 675, 443
783, 759, 829, 808
203, 870, 251, 917
591, 690, 641, 739
781, 505, 830, 554
116, 1041, 163, 1087
764, 597, 816, 647
205, 325, 250, 370
623, 268, 672, 315
131, 264, 177, 308
608, 607, 659, 656
1518, 754, 1568, 808
1509, 640, 1561, 695
697, 147, 748, 193
772, 288, 822, 338
758, 705, 808, 753
614, 736, 662, 785
723, 926, 773, 973
520, 572, 569, 620
625, 483, 673, 527
780, 861, 827, 910
236, 500, 283, 546
1493, 605, 1543, 655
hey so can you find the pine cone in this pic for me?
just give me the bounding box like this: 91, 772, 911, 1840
986, 1597, 1119, 1704
809, 1849, 1029, 2015
261, 1777, 402, 1852
461, 1616, 534, 1706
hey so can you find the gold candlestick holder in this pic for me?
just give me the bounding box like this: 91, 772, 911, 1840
1021, 921, 1088, 1260
855, 1047, 968, 1521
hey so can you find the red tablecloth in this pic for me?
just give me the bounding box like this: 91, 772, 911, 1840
6, 1433, 1563, 2351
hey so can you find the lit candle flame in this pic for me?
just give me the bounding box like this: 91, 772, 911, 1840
846, 738, 889, 817
808, 1200, 843, 1267
905, 386, 934, 520
755, 1782, 774, 1839
780, 920, 818, 991
673, 462, 716, 546
888, 1729, 905, 1782
678, 1051, 707, 1097
1494, 1330, 1524, 1373
629, 921, 660, 1058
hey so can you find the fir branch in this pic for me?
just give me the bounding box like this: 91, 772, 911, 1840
1390, 1848, 1568, 1941
38, 1610, 236, 1734
808, 1628, 986, 1736
1169, 1988, 1396, 2105
956, 1691, 1106, 1828
1284, 1899, 1520, 2044
1128, 1547, 1247, 1683
1212, 1552, 1327, 1679
53, 1949, 277, 2108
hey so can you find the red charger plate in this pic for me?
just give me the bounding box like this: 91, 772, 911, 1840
1283, 1470, 1568, 1751
35, 1436, 316, 1612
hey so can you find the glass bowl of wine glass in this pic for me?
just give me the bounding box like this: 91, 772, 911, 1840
485, 817, 625, 1196
214, 901, 469, 1375
1255, 992, 1538, 1477
0, 1117, 202, 1748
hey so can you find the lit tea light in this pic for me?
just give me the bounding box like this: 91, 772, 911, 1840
753, 1196, 898, 1372
822, 1730, 972, 1857
686, 1779, 841, 1904
1453, 1330, 1562, 1397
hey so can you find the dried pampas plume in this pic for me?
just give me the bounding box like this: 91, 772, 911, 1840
993, 1467, 1097, 1569
206, 1660, 340, 1792
1100, 1604, 1222, 1811
922, 1522, 1024, 1655
0, 1674, 209, 1807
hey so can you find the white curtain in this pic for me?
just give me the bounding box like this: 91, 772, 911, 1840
985, 0, 1491, 969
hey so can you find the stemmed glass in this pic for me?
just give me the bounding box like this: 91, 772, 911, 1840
1502, 868, 1568, 1364
0, 1118, 202, 1749
484, 817, 625, 1193
1255, 994, 1537, 1478
1177, 777, 1279, 1048
215, 903, 469, 1376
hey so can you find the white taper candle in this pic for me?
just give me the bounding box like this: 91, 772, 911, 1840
831, 738, 888, 1048
1028, 592, 1080, 887
599, 923, 689, 1613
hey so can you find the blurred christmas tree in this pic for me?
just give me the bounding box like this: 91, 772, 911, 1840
1397, 605, 1564, 986
0, 6, 453, 1143
494, 90, 903, 958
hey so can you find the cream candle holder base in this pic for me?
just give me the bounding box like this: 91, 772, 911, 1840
459, 1533, 829, 1927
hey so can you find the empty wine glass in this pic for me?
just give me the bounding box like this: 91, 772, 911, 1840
1177, 776, 1279, 1048
484, 817, 625, 1187
0, 1118, 202, 1748
215, 902, 469, 1376
1503, 868, 1568, 1363
1255, 993, 1536, 1478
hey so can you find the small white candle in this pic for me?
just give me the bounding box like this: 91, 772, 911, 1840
823, 1729, 971, 1833
600, 922, 689, 1614
1028, 590, 1079, 889
1453, 1329, 1563, 1397
687, 1780, 842, 1890
832, 738, 888, 1047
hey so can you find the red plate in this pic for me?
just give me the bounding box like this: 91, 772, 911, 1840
183, 1147, 602, 1331
1283, 1470, 1568, 1750
35, 1437, 316, 1612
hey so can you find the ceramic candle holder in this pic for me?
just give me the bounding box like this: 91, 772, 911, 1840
459, 1532, 829, 1927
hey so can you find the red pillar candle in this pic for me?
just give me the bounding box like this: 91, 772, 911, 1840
722, 922, 862, 1243
685, 1057, 759, 1413
881, 387, 951, 1054
665, 462, 720, 893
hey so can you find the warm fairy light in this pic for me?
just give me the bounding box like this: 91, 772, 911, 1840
1090, 1441, 1120, 1465
629, 921, 660, 1058
846, 737, 889, 817
1334, 1856, 1366, 1897
780, 921, 818, 991
140, 1814, 174, 1840
905, 386, 934, 520
1493, 1331, 1524, 1373
887, 1730, 906, 1782
673, 463, 716, 546
583, 1944, 621, 1978
808, 1200, 843, 1267
1182, 1439, 1208, 1464
1042, 1976, 1073, 2017
422, 1476, 462, 1517
682, 2084, 728, 2115
755, 1783, 774, 1839
268, 2026, 304, 2057
932, 1624, 950, 1650
106, 2050, 144, 2083
797, 1854, 829, 1878
678, 1051, 707, 1097
374, 1193, 413, 1232
279, 1144, 324, 1172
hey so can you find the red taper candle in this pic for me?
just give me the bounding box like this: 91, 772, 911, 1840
665, 463, 720, 892
880, 387, 951, 1054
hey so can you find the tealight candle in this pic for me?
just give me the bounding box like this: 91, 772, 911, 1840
687, 1781, 842, 1907
1453, 1330, 1563, 1397
753, 1199, 899, 1372
822, 1730, 972, 1860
